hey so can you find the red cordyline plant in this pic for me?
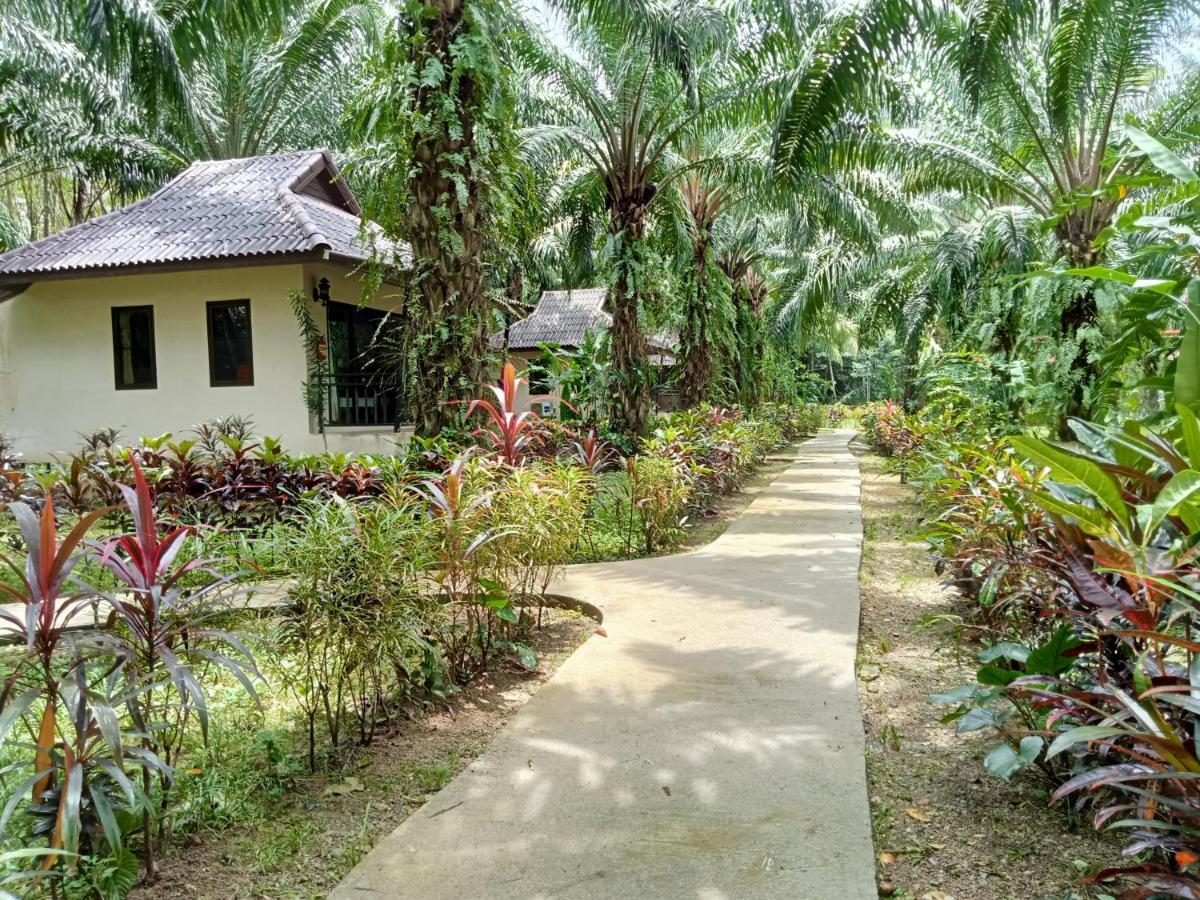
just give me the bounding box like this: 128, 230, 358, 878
92, 459, 259, 879
0, 499, 112, 872
704, 406, 739, 426
466, 363, 547, 466
564, 430, 620, 475
936, 417, 1200, 897
411, 451, 516, 680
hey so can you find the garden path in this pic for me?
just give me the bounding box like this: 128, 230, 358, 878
332, 430, 873, 899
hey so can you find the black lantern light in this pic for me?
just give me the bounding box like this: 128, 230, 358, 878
312, 276, 331, 306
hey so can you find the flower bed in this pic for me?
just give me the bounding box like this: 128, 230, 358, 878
861, 396, 1200, 897
0, 373, 828, 892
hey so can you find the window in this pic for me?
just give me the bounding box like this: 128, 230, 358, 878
112, 306, 157, 390
207, 300, 254, 386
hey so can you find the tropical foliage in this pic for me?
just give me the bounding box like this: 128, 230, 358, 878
0, 383, 823, 892
6, 0, 1200, 893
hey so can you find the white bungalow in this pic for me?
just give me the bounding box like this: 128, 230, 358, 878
0, 151, 411, 458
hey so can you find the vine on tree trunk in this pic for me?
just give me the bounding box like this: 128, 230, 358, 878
734, 282, 765, 408
607, 229, 655, 438
354, 0, 513, 435
680, 249, 736, 408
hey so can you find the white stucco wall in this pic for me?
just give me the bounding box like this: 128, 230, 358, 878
0, 262, 410, 459
507, 350, 562, 415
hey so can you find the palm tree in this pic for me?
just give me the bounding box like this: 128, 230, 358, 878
693, 0, 919, 405
855, 0, 1200, 429
0, 0, 382, 242
519, 28, 700, 437
714, 214, 772, 405
0, 6, 179, 237
352, 0, 512, 434
168, 0, 383, 161
674, 125, 767, 406
741, 0, 918, 183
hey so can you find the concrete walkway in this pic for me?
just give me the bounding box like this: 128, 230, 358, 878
333, 430, 872, 900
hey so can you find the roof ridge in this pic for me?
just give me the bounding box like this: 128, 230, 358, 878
190, 149, 326, 166
273, 152, 333, 252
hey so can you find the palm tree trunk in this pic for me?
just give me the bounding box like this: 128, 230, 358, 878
404, 0, 492, 435
607, 208, 651, 437
1055, 213, 1103, 437
679, 237, 712, 407
609, 274, 651, 436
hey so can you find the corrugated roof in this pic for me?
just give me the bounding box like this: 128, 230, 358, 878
0, 150, 408, 283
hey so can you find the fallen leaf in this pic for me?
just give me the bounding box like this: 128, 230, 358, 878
661, 785, 672, 796
322, 776, 364, 797
1178, 850, 1199, 867
879, 852, 896, 865
878, 881, 896, 897
905, 807, 930, 822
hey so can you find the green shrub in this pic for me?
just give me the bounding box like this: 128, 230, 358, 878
484, 461, 593, 599
629, 455, 693, 553
269, 497, 438, 768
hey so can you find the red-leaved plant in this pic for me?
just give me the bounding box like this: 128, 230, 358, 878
564, 430, 620, 475
466, 363, 547, 466
91, 459, 259, 878
0, 499, 113, 873
411, 452, 520, 680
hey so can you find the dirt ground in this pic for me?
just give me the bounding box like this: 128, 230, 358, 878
853, 441, 1123, 900
132, 608, 594, 900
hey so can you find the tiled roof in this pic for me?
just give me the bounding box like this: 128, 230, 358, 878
494, 288, 681, 360
497, 288, 611, 350
0, 150, 408, 283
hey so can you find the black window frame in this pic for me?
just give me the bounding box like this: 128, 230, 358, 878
206, 299, 254, 387
111, 305, 157, 391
